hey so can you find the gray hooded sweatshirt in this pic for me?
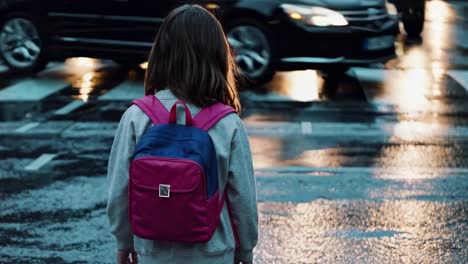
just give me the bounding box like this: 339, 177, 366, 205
106, 89, 258, 263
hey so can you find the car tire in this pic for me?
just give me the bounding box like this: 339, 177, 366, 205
0, 13, 48, 74
226, 20, 276, 86
402, 7, 425, 37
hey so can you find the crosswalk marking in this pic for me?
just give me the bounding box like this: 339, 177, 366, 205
242, 90, 298, 103
3, 120, 465, 138
350, 67, 396, 83
0, 78, 69, 102
1, 62, 468, 114
24, 153, 58, 171
15, 122, 40, 133
349, 68, 406, 104
448, 70, 468, 92
353, 68, 468, 95
301, 122, 312, 135
54, 100, 87, 115
245, 121, 468, 138
98, 80, 143, 101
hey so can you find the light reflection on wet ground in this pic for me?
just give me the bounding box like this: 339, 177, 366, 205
0, 58, 133, 121
1, 171, 466, 263
265, 70, 322, 102
262, 0, 467, 113
257, 200, 467, 264
2, 0, 467, 121
73, 72, 94, 102
1, 1, 468, 263
250, 135, 468, 170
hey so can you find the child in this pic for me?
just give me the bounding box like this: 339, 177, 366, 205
106, 5, 258, 264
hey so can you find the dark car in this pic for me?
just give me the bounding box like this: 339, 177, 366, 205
0, 0, 399, 84
388, 0, 426, 36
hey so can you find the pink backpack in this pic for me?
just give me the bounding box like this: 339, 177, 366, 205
129, 95, 237, 243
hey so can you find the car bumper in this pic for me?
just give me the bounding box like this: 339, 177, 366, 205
276, 15, 399, 69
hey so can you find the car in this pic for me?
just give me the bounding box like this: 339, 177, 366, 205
0, 0, 399, 84
388, 0, 426, 36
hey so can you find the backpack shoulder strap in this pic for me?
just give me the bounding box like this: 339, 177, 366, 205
193, 103, 237, 131
131, 95, 169, 124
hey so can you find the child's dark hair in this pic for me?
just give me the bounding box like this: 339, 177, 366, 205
144, 5, 241, 113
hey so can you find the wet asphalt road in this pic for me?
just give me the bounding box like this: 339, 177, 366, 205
1, 1, 468, 263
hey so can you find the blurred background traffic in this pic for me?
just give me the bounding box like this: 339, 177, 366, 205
1, 0, 424, 84
0, 0, 465, 115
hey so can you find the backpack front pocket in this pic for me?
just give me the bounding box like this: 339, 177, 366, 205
129, 157, 212, 242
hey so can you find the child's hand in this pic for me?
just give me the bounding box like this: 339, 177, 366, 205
117, 248, 138, 264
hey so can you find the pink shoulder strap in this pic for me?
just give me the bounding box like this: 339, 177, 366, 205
132, 95, 169, 124
193, 103, 237, 131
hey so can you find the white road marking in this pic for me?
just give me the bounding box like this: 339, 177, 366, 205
242, 90, 300, 103
14, 122, 41, 133
448, 70, 468, 92
54, 100, 87, 115
24, 153, 58, 171
245, 121, 468, 138
0, 78, 69, 102
98, 80, 143, 101
350, 67, 389, 83
301, 122, 313, 135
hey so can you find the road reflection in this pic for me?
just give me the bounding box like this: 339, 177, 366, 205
256, 200, 466, 263
425, 0, 453, 63
385, 0, 453, 112
64, 57, 118, 103
250, 137, 284, 169
73, 72, 95, 102
262, 1, 458, 111
249, 133, 349, 169
372, 0, 453, 182
64, 57, 100, 71
247, 0, 461, 182
266, 70, 321, 102
65, 57, 101, 102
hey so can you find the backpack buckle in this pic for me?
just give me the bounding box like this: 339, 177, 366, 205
159, 184, 170, 198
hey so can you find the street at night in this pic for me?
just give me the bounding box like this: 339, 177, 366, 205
1, 0, 468, 263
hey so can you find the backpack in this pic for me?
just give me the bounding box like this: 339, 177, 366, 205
129, 95, 237, 243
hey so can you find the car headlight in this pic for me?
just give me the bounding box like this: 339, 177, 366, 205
281, 4, 348, 26
385, 2, 398, 16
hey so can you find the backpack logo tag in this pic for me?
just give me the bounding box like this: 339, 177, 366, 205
159, 184, 170, 198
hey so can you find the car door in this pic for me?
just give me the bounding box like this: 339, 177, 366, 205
128, 0, 225, 44
47, 0, 135, 48
128, 0, 181, 44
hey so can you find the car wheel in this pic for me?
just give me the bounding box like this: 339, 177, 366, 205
0, 14, 48, 73
226, 21, 275, 85
402, 7, 425, 37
